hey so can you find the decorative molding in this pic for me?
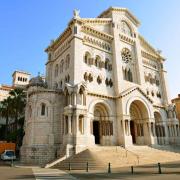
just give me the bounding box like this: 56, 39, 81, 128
139, 34, 165, 61
81, 25, 113, 42
120, 34, 135, 45
88, 92, 115, 99
81, 18, 112, 24
143, 59, 158, 70
141, 51, 160, 62
83, 35, 111, 53
28, 89, 62, 97
45, 27, 72, 52
54, 41, 71, 59
98, 7, 140, 26
119, 86, 154, 104
153, 104, 166, 109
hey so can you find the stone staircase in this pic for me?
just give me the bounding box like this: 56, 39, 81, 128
51, 146, 138, 170
126, 145, 180, 165
48, 145, 180, 170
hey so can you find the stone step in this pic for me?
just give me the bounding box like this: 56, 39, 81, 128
49, 145, 180, 170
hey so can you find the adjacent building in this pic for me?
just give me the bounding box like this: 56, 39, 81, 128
0, 71, 31, 128
21, 7, 180, 165
172, 94, 180, 121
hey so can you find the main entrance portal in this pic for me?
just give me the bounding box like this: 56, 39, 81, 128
129, 100, 150, 145
93, 121, 100, 144
130, 121, 136, 144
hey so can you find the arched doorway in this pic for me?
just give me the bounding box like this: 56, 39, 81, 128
129, 100, 149, 145
93, 103, 112, 145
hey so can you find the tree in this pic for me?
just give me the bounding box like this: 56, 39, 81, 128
0, 97, 13, 139
9, 88, 26, 132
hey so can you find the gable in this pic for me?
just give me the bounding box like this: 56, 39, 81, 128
119, 86, 153, 104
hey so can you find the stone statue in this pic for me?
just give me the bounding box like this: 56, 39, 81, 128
166, 104, 176, 119
73, 9, 80, 18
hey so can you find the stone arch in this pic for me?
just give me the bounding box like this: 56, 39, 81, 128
84, 51, 91, 64
95, 55, 101, 68
78, 85, 86, 106
36, 99, 51, 118
89, 100, 113, 145
126, 96, 152, 118
121, 19, 134, 37
88, 99, 113, 117
128, 99, 151, 145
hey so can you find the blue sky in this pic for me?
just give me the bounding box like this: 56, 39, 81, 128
0, 0, 179, 98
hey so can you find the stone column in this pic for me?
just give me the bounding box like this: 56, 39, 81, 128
175, 125, 178, 137
68, 115, 72, 134
75, 114, 79, 134
69, 94, 72, 106
74, 93, 77, 105
128, 120, 131, 136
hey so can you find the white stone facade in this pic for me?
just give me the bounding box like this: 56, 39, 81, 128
21, 7, 180, 165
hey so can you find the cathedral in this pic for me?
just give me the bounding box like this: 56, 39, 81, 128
21, 7, 180, 165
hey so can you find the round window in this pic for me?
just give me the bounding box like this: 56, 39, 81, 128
121, 48, 132, 63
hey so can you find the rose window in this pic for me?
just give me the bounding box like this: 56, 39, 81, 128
121, 48, 132, 63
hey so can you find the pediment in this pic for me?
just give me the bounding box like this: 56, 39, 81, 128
119, 86, 153, 104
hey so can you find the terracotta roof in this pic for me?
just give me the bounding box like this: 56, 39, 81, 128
0, 84, 14, 91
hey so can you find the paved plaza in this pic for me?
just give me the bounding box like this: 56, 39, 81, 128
1, 160, 180, 179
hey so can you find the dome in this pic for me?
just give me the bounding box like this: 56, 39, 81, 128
28, 76, 46, 88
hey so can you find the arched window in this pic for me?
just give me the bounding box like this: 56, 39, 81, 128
123, 68, 133, 82
95, 56, 101, 68
151, 91, 155, 97
79, 87, 86, 105
105, 78, 109, 86
128, 69, 133, 82
105, 58, 109, 70
66, 54, 70, 69
55, 64, 58, 77
41, 103, 46, 116
121, 21, 132, 37
88, 73, 93, 82
84, 72, 88, 81
84, 52, 91, 64
97, 76, 102, 84
61, 60, 64, 73
109, 79, 113, 87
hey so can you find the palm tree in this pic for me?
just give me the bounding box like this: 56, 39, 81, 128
0, 97, 13, 139
9, 88, 26, 132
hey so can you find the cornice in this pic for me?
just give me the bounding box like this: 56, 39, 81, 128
81, 18, 112, 24
141, 51, 159, 61
28, 89, 62, 97
45, 27, 72, 52
139, 34, 165, 61
120, 34, 135, 45
153, 104, 166, 109
98, 7, 140, 26
87, 92, 115, 99
83, 35, 111, 53
81, 25, 113, 42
